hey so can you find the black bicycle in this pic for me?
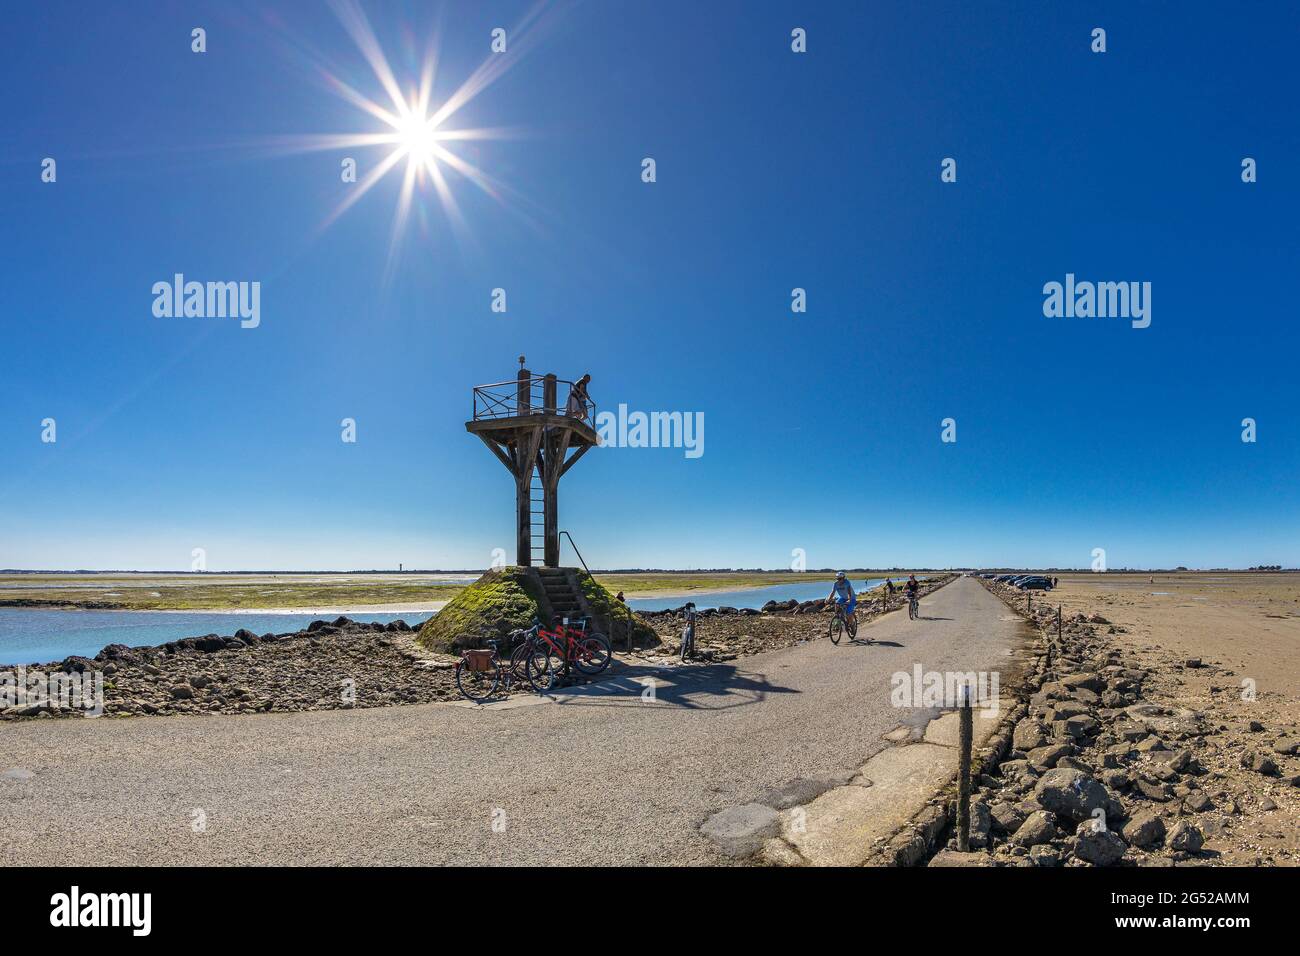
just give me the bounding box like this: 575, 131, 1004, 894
679, 602, 697, 662
829, 602, 858, 644
454, 626, 542, 702
907, 591, 920, 620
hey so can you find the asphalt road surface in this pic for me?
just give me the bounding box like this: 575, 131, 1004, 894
1, 576, 1027, 865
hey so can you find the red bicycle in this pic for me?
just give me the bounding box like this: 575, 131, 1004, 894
526, 616, 611, 692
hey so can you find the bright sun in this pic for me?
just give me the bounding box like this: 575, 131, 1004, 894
268, 0, 550, 280
392, 109, 441, 168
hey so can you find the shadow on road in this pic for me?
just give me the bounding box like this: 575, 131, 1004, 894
546, 661, 798, 712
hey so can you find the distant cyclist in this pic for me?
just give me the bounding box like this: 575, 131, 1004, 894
883, 577, 895, 610
905, 575, 920, 619
828, 571, 857, 629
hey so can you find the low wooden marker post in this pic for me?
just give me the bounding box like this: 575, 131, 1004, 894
957, 683, 973, 851
1057, 604, 1062, 640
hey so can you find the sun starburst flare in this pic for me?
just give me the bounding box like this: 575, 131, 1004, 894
260, 0, 559, 279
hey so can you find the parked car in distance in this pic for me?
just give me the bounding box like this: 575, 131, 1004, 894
1015, 576, 1054, 590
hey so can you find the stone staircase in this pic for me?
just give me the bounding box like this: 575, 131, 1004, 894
534, 567, 589, 625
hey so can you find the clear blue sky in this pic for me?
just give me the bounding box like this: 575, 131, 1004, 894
2, 1, 1297, 571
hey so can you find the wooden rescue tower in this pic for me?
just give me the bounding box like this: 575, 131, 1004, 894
466, 357, 599, 567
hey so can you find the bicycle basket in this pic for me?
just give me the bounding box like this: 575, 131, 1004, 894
463, 649, 495, 672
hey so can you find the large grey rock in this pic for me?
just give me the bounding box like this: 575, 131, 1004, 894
1133, 776, 1175, 801
1074, 824, 1126, 866
1272, 737, 1300, 756
1241, 751, 1280, 777
1058, 714, 1100, 739
1124, 703, 1203, 738
1034, 768, 1112, 821
1050, 703, 1091, 721
1061, 672, 1107, 694
1027, 744, 1078, 770
999, 759, 1035, 780
1012, 719, 1048, 752
990, 801, 1026, 834
1011, 810, 1059, 848
1027, 844, 1060, 867
928, 849, 996, 867
1167, 820, 1204, 854
1099, 769, 1130, 791
1119, 810, 1165, 848
1150, 748, 1193, 773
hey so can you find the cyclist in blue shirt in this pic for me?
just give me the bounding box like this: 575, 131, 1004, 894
828, 571, 857, 629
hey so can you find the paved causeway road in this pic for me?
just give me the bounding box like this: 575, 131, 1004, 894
1, 577, 1028, 865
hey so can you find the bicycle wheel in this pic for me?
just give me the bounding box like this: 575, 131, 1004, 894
525, 644, 561, 693
507, 643, 533, 683
846, 614, 858, 640
574, 634, 611, 676
455, 658, 500, 702
829, 613, 843, 645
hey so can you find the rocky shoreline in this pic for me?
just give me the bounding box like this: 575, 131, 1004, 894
0, 616, 467, 719
0, 598, 126, 610
884, 578, 1300, 867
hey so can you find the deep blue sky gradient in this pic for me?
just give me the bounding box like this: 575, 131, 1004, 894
2, 1, 1297, 570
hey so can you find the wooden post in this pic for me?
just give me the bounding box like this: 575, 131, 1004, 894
543, 373, 557, 414
516, 467, 532, 567
540, 423, 570, 568
1057, 604, 1062, 641
516, 364, 531, 413
957, 683, 972, 852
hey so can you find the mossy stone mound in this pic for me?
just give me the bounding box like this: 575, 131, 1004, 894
417, 567, 546, 653
416, 566, 661, 653
573, 570, 660, 648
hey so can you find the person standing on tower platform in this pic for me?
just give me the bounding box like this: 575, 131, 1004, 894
567, 374, 592, 421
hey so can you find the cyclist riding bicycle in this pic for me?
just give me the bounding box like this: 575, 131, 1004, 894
904, 575, 919, 615
828, 571, 857, 628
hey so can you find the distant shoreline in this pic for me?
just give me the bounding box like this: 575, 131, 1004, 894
2, 569, 1292, 614
0, 601, 450, 615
